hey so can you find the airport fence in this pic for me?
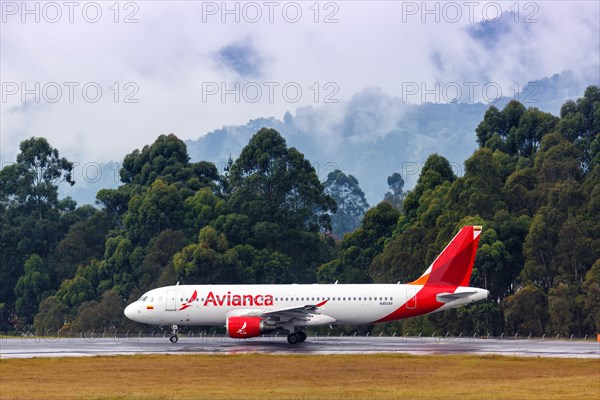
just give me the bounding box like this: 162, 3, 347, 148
1, 329, 598, 344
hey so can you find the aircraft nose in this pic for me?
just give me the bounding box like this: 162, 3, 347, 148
124, 303, 138, 321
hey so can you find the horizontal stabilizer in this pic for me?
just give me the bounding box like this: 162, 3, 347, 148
436, 291, 477, 303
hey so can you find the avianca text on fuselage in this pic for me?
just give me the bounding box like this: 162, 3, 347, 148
204, 291, 274, 307
124, 226, 489, 344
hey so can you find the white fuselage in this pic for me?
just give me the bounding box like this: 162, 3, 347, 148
124, 283, 489, 327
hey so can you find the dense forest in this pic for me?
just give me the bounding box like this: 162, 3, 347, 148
1, 86, 598, 336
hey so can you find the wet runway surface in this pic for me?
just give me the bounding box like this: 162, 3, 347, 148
2, 335, 598, 359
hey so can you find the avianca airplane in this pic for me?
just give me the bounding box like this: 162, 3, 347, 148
124, 226, 488, 344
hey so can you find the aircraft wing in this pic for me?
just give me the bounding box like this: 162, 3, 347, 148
239, 300, 334, 324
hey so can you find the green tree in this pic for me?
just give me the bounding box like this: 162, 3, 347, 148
120, 134, 190, 187
369, 225, 427, 284
14, 255, 51, 324
183, 187, 226, 237
521, 207, 561, 289
535, 133, 583, 185
320, 202, 400, 284
547, 282, 579, 336
95, 188, 129, 227
383, 172, 406, 210
581, 260, 600, 333
173, 226, 254, 284
476, 105, 505, 147
502, 100, 527, 135
138, 229, 187, 292
506, 108, 558, 157
402, 154, 456, 224
98, 236, 143, 298
0, 137, 74, 219
471, 228, 512, 300
70, 290, 128, 331
49, 206, 112, 283
0, 138, 75, 317
56, 275, 95, 310
324, 169, 370, 238
123, 179, 184, 244
455, 148, 507, 219
552, 219, 594, 283
33, 295, 68, 333
228, 128, 336, 282
557, 86, 600, 172
503, 285, 548, 335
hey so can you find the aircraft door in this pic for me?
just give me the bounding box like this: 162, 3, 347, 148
406, 287, 417, 309
166, 289, 177, 311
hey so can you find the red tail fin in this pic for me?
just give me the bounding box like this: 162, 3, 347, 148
411, 226, 482, 287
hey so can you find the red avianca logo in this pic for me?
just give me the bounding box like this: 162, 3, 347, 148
178, 290, 197, 311
177, 290, 275, 310
204, 291, 274, 307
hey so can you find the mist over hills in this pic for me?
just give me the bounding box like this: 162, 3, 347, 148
61, 71, 598, 206
185, 71, 597, 205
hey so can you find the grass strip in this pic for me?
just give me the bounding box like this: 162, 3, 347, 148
1, 353, 598, 399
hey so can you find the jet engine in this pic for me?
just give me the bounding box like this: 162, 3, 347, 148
226, 316, 276, 339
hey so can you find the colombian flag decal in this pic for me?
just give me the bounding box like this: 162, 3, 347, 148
146, 305, 154, 310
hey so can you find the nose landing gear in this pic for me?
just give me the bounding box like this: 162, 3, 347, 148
169, 324, 179, 343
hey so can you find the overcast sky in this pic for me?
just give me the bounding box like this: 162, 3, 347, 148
1, 1, 599, 167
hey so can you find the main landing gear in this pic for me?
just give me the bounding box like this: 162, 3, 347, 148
169, 324, 179, 343
287, 330, 307, 344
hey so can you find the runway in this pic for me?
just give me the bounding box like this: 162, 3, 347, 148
1, 335, 598, 359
